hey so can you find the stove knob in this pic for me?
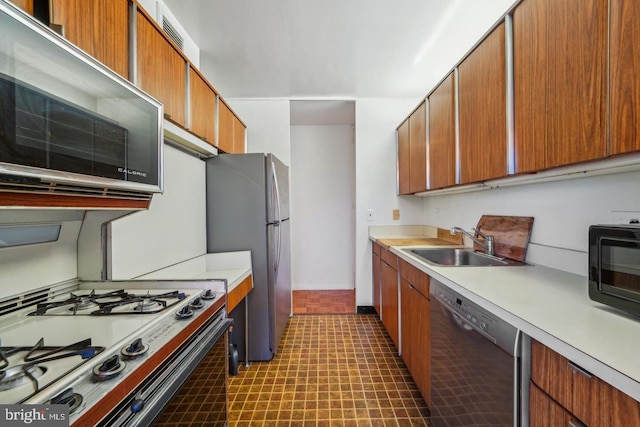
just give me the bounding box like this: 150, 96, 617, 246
201, 289, 216, 300
189, 297, 204, 310
122, 338, 149, 358
48, 388, 83, 414
176, 306, 194, 319
93, 354, 126, 380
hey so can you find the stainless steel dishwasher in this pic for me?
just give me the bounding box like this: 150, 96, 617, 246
430, 279, 522, 427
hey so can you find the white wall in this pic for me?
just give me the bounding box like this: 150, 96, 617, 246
422, 170, 640, 276
290, 125, 355, 290
109, 144, 207, 279
226, 99, 291, 164
354, 98, 426, 306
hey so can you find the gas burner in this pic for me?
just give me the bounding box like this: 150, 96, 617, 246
0, 364, 46, 391
68, 297, 99, 313
133, 298, 164, 313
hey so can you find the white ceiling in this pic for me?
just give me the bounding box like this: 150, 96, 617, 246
162, 0, 517, 100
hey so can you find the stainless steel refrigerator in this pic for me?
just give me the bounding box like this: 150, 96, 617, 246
205, 153, 291, 362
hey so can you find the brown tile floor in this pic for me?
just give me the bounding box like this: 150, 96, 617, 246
293, 290, 356, 314
228, 314, 431, 427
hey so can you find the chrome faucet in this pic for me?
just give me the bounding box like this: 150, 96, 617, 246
450, 226, 495, 256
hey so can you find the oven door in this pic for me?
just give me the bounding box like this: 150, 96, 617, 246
101, 312, 232, 426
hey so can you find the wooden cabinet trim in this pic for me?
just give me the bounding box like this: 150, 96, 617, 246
227, 275, 253, 313
380, 247, 398, 268
397, 119, 411, 195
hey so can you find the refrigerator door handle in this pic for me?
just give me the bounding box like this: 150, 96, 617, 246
271, 161, 282, 224
275, 223, 282, 280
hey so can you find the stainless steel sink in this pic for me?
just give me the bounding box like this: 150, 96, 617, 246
407, 248, 517, 266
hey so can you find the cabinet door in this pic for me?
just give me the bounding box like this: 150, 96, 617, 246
514, 0, 607, 172
529, 382, 576, 427
400, 277, 430, 406
610, 0, 640, 155
458, 23, 506, 184
233, 115, 246, 153
428, 73, 456, 189
136, 9, 186, 126
189, 68, 216, 145
51, 0, 129, 78
217, 100, 234, 153
372, 244, 381, 316
8, 0, 33, 14
409, 102, 427, 193
397, 119, 411, 195
381, 259, 399, 349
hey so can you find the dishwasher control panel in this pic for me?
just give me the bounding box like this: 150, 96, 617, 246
430, 279, 519, 355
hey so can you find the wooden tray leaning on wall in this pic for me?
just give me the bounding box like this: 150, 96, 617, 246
473, 215, 534, 263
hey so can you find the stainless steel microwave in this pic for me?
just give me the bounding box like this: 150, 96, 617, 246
589, 224, 640, 317
0, 3, 163, 196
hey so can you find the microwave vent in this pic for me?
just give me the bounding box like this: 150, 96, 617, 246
0, 174, 153, 201
162, 16, 184, 50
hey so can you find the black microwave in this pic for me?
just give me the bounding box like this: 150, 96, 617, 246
589, 224, 640, 317
0, 74, 160, 191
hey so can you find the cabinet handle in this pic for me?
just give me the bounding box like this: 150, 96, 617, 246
164, 113, 172, 119
49, 23, 64, 36
568, 361, 592, 379
568, 419, 586, 427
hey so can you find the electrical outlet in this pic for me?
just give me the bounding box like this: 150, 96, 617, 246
611, 211, 640, 225
366, 209, 374, 222
393, 209, 400, 220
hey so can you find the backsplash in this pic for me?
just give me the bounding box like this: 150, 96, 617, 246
422, 169, 640, 276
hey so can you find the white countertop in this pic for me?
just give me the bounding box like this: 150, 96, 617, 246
135, 251, 252, 293
370, 230, 640, 402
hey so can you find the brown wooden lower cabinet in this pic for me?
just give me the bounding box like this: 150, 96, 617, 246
399, 260, 430, 406
380, 253, 399, 348
372, 243, 381, 316
531, 339, 640, 426
530, 382, 580, 426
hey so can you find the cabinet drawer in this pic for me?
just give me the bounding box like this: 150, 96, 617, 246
399, 258, 429, 298
380, 247, 397, 267
531, 340, 640, 426
373, 242, 381, 255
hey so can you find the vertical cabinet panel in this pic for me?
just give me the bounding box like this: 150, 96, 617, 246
372, 244, 381, 316
397, 119, 411, 195
428, 73, 456, 189
136, 9, 186, 126
409, 102, 427, 193
529, 383, 574, 427
514, 0, 607, 173
218, 100, 235, 153
50, 0, 129, 78
189, 68, 216, 145
610, 0, 640, 155
458, 23, 507, 184
381, 255, 399, 349
233, 116, 246, 153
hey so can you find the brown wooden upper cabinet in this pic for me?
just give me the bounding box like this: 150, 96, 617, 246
22, 0, 130, 79
218, 100, 246, 154
409, 102, 427, 193
610, 0, 640, 155
397, 119, 411, 195
428, 73, 456, 189
458, 23, 507, 184
397, 102, 426, 195
136, 8, 186, 127
513, 0, 607, 173
189, 67, 216, 146
8, 0, 33, 15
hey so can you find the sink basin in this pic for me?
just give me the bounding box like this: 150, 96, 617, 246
407, 248, 516, 267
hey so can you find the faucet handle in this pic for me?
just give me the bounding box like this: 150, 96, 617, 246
472, 227, 490, 239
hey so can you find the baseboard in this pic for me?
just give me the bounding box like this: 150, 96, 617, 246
357, 306, 376, 315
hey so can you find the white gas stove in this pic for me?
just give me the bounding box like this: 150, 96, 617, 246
0, 279, 229, 426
